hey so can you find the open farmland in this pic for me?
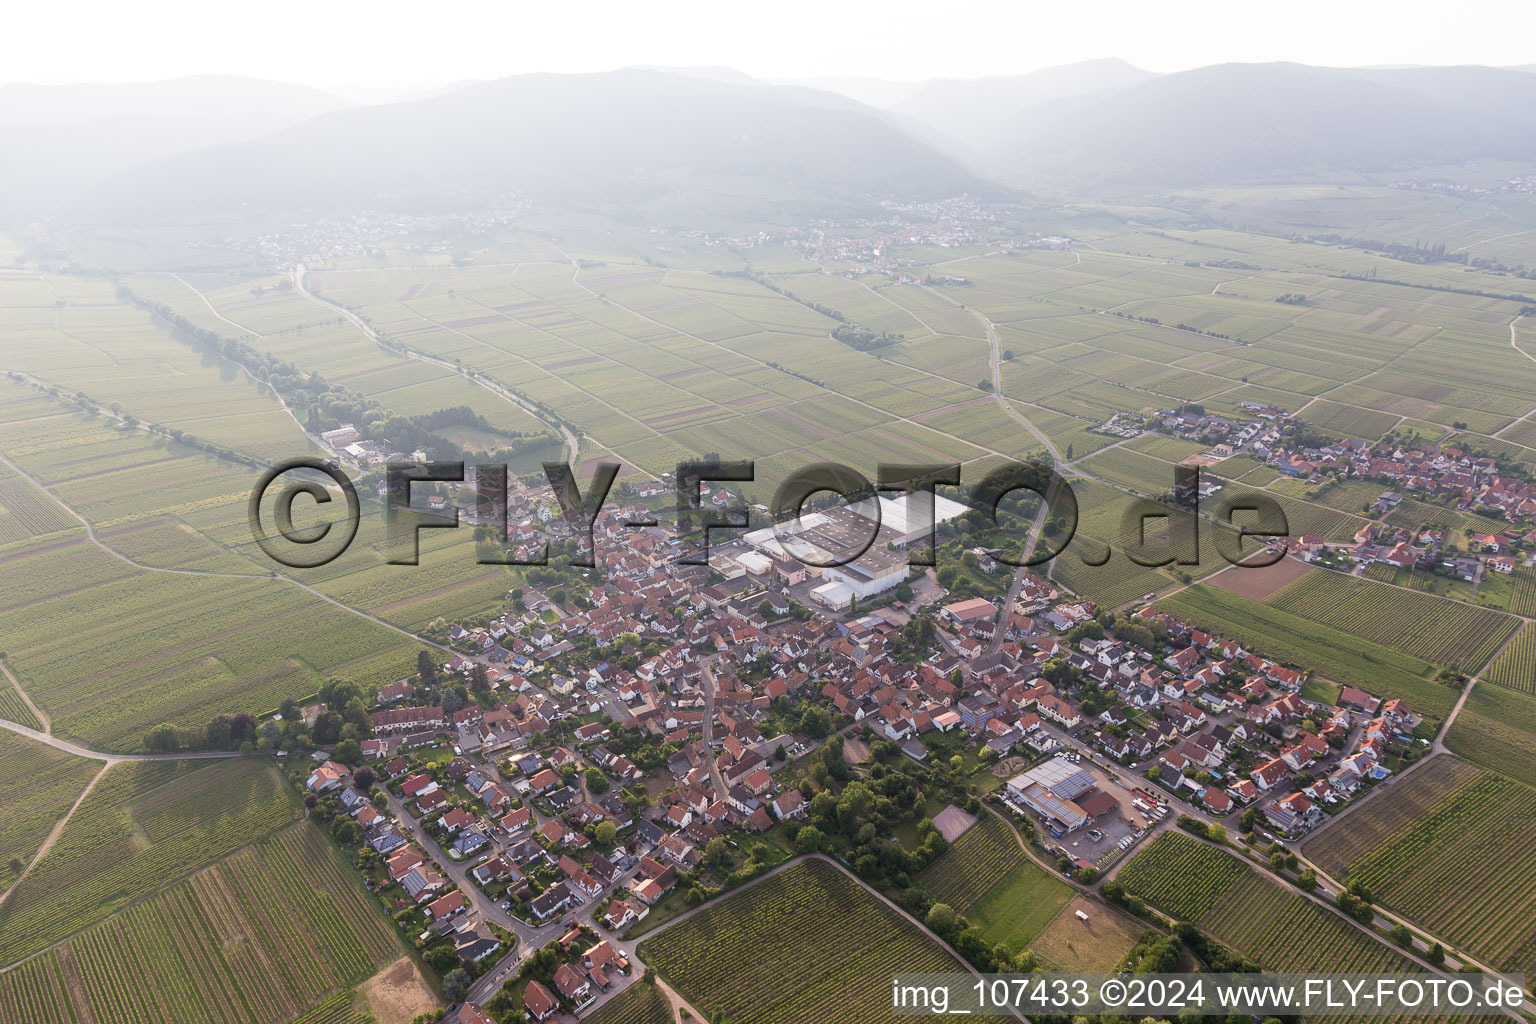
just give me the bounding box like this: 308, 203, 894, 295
0, 732, 101, 892
580, 982, 674, 1024
1157, 585, 1458, 719
1446, 683, 1536, 789
0, 822, 399, 1024
1263, 570, 1519, 671
0, 534, 419, 751
1027, 896, 1147, 972
1121, 830, 1450, 1024
1483, 623, 1536, 693
639, 858, 1009, 1024
916, 813, 1074, 951
1114, 831, 1246, 921
0, 758, 299, 965
1306, 757, 1536, 976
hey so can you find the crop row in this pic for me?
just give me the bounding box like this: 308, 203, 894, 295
641, 859, 1010, 1024
1114, 831, 1247, 921
0, 761, 297, 967
0, 950, 76, 1024
1267, 571, 1519, 669
1484, 624, 1536, 693
916, 815, 1022, 914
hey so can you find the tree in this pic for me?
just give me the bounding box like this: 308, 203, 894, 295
145, 723, 181, 753
1391, 923, 1413, 947
705, 837, 731, 869
442, 968, 471, 1003
925, 902, 958, 935
584, 767, 610, 794
426, 943, 458, 973
799, 706, 831, 739
795, 826, 825, 854
354, 767, 377, 791
594, 821, 617, 846
774, 743, 787, 762
1206, 823, 1226, 844
335, 738, 363, 766
1297, 868, 1318, 892
416, 649, 438, 685
1427, 942, 1445, 967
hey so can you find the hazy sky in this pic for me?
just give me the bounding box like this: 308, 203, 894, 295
7, 0, 1535, 91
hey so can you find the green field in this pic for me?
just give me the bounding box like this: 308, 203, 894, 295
1306, 756, 1536, 977
580, 982, 674, 1024
640, 859, 1009, 1024
1483, 623, 1536, 693
1158, 584, 1459, 719
1114, 831, 1247, 921
1263, 570, 1519, 672
916, 814, 1074, 951
0, 731, 101, 891
0, 758, 299, 965
1446, 684, 1536, 788
0, 824, 399, 1024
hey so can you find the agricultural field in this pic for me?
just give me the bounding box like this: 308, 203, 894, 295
1446, 684, 1536, 789
915, 813, 1024, 913
1482, 623, 1536, 693
0, 534, 420, 751
0, 683, 42, 731
1, 823, 398, 1024
1158, 584, 1459, 719
579, 982, 674, 1024
1027, 896, 1148, 972
1122, 829, 1440, 1024
1263, 570, 1520, 671
1305, 756, 1536, 976
0, 731, 101, 892
916, 814, 1074, 951
0, 758, 299, 965
639, 859, 1010, 1024
1114, 831, 1247, 921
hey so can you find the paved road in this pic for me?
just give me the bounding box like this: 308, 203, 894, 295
0, 717, 241, 764
695, 660, 730, 797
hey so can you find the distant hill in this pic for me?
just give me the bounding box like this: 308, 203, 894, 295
0, 77, 349, 217
81, 70, 997, 223
891, 59, 1158, 166
941, 63, 1536, 195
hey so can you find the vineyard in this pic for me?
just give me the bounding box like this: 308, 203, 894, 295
0, 470, 79, 544
0, 681, 41, 731
0, 731, 101, 892
1114, 831, 1247, 921
580, 982, 673, 1024
1199, 871, 1412, 970
1306, 763, 1536, 977
0, 822, 398, 1024
1265, 570, 1519, 671
1159, 585, 1457, 718
1446, 684, 1536, 789
1305, 756, 1479, 872
1483, 623, 1536, 693
639, 859, 1010, 1024
287, 994, 375, 1024
0, 759, 299, 966
0, 949, 77, 1024
915, 814, 1022, 913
